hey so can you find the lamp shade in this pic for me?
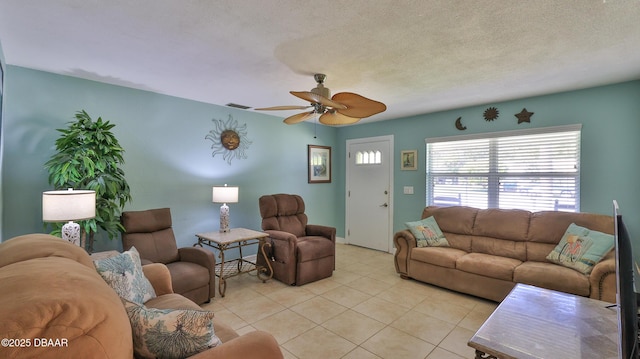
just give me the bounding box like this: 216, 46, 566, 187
212, 185, 239, 204
42, 189, 96, 222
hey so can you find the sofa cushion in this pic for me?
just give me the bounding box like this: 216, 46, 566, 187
0, 256, 133, 359
546, 223, 614, 274
471, 236, 527, 261
528, 211, 614, 244
405, 216, 449, 247
122, 299, 221, 359
296, 236, 334, 262
411, 247, 466, 268
473, 208, 531, 241
0, 233, 95, 269
456, 253, 522, 281
514, 261, 591, 297
145, 294, 240, 343
94, 247, 157, 304
422, 205, 477, 235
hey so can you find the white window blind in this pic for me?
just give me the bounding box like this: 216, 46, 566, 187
426, 125, 581, 212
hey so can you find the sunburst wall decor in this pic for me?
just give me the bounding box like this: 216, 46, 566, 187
205, 115, 252, 165
483, 107, 499, 122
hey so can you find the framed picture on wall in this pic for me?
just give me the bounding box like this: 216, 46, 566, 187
401, 150, 417, 170
308, 145, 331, 183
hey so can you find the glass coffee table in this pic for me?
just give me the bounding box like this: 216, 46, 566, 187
195, 228, 271, 297
468, 283, 618, 359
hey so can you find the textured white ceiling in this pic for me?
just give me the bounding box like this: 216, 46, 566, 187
1, 0, 640, 124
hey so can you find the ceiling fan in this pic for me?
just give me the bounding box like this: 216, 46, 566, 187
255, 74, 386, 125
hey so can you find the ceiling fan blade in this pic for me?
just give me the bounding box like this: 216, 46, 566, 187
255, 105, 312, 111
290, 91, 347, 110
319, 111, 361, 126
283, 111, 315, 125
332, 92, 387, 118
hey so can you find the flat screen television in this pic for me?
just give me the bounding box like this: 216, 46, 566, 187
614, 200, 638, 359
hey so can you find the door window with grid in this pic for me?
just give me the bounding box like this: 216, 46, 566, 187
426, 125, 581, 212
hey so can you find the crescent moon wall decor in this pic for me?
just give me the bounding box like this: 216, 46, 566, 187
515, 108, 534, 124
205, 114, 252, 165
455, 117, 467, 130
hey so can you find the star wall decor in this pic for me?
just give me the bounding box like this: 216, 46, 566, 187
515, 108, 534, 124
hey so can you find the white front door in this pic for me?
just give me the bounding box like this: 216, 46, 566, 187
345, 135, 393, 252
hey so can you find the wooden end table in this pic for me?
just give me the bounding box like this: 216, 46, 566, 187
468, 283, 618, 359
195, 228, 272, 297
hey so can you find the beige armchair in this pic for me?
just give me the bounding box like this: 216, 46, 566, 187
121, 208, 216, 304
257, 194, 336, 285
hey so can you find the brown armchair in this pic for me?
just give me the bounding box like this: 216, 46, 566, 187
257, 194, 336, 285
121, 208, 216, 304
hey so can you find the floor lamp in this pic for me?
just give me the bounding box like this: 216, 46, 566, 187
42, 189, 96, 246
212, 184, 238, 233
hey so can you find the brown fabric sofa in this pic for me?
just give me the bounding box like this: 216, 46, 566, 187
394, 206, 616, 303
0, 234, 283, 359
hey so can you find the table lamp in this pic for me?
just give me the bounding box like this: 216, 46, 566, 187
42, 188, 96, 246
212, 184, 238, 233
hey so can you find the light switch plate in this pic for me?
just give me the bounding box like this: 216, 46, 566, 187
403, 186, 414, 194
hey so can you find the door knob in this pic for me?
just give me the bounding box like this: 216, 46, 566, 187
380, 203, 388, 207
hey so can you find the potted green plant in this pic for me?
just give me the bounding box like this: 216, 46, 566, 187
44, 110, 132, 252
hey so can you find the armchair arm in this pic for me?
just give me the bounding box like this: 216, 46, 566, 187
306, 224, 336, 242
142, 263, 174, 296
178, 247, 217, 270
178, 246, 217, 299
393, 229, 417, 277
589, 252, 616, 303
188, 331, 283, 359
264, 230, 297, 264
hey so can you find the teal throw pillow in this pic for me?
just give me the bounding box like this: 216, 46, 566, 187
94, 247, 156, 304
405, 216, 449, 247
122, 299, 221, 359
546, 223, 614, 274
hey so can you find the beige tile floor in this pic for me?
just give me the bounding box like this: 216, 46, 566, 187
202, 243, 498, 359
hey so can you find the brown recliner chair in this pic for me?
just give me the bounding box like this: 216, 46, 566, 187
258, 194, 336, 286
121, 208, 216, 304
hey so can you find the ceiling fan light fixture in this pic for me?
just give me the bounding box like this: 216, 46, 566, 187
256, 73, 386, 126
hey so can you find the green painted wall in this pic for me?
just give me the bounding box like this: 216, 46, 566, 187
336, 81, 640, 252
2, 65, 639, 261
1, 66, 341, 251
0, 41, 4, 240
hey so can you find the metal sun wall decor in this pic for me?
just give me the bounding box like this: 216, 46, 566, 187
483, 107, 499, 121
206, 115, 252, 165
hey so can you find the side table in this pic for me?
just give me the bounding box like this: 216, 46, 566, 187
195, 228, 272, 297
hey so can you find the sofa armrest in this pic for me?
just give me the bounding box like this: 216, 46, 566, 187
264, 230, 297, 264
142, 263, 174, 296
306, 224, 336, 242
393, 229, 417, 277
188, 330, 283, 359
589, 253, 616, 303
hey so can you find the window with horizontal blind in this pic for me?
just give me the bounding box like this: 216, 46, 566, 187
426, 125, 581, 212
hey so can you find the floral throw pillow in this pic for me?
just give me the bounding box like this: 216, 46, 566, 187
405, 216, 449, 247
546, 223, 614, 274
94, 247, 156, 304
122, 299, 221, 359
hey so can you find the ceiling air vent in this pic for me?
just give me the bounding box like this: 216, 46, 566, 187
226, 103, 251, 110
